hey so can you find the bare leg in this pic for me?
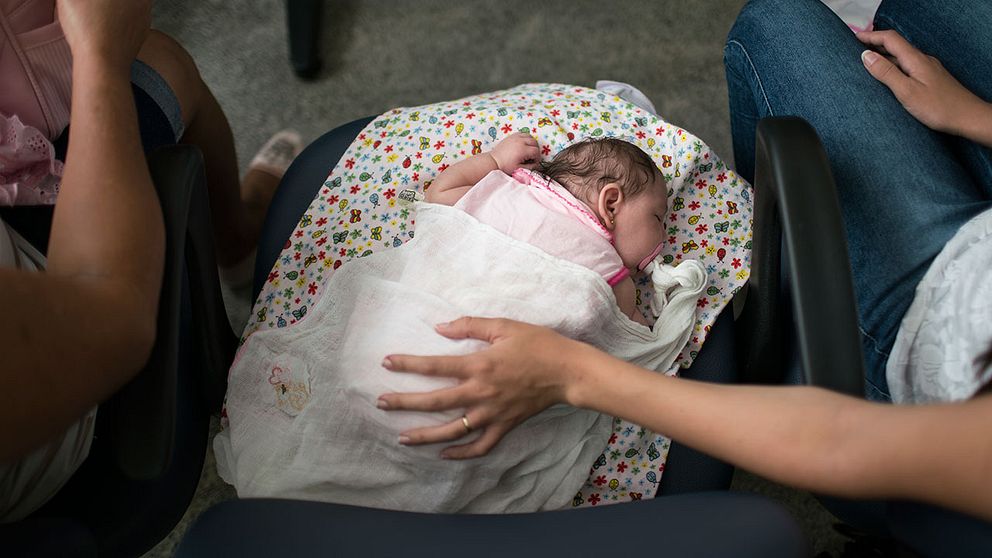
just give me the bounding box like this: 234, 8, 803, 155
136, 30, 280, 267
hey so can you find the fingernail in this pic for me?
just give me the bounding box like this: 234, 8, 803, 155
398, 435, 410, 444
381, 357, 393, 369
440, 452, 451, 459
435, 321, 451, 330
376, 398, 389, 409
861, 50, 878, 67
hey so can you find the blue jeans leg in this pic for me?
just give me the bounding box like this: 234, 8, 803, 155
724, 0, 991, 400
873, 0, 992, 196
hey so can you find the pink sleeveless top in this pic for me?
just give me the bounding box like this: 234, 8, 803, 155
1, 0, 70, 138
453, 168, 629, 286
0, 0, 70, 205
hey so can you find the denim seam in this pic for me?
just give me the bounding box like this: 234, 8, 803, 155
872, 14, 910, 45
858, 326, 892, 399
857, 325, 891, 359
725, 39, 774, 117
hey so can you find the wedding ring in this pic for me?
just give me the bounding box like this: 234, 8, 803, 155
461, 415, 472, 433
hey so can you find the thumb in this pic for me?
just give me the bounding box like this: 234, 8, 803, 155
861, 50, 910, 98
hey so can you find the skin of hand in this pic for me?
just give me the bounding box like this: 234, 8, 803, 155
378, 318, 579, 458
858, 30, 992, 147
488, 132, 541, 173
379, 317, 992, 522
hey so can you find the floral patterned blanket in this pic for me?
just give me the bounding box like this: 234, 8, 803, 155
234, 83, 753, 507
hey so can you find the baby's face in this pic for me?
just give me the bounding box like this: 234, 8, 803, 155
612, 174, 668, 271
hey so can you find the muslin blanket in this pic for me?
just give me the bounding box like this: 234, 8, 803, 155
218, 200, 705, 512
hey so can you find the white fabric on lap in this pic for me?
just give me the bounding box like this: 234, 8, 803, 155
218, 203, 704, 513
887, 207, 992, 404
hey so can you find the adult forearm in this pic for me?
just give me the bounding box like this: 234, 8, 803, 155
566, 347, 992, 520
0, 54, 164, 459
0, 271, 153, 460
382, 315, 992, 519
568, 353, 865, 493
47, 57, 164, 302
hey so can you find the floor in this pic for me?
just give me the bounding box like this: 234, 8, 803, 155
147, 1, 853, 555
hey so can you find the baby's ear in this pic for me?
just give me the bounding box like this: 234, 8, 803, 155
601, 182, 624, 206
597, 182, 624, 226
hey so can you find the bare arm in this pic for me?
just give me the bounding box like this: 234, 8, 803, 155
379, 317, 992, 523
424, 152, 499, 206
424, 132, 540, 206
568, 344, 992, 521
0, 0, 163, 461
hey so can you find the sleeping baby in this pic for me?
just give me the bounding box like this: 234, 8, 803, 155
217, 131, 706, 514
428, 132, 668, 326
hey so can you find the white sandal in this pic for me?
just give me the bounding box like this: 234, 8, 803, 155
248, 129, 304, 178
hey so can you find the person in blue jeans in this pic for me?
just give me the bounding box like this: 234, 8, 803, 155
724, 0, 992, 402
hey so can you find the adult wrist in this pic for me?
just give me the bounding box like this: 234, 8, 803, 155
954, 98, 992, 147
559, 341, 606, 410
70, 44, 135, 79
71, 54, 133, 88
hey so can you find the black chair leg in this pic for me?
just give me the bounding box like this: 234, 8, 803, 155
286, 0, 322, 79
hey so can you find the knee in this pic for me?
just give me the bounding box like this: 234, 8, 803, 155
724, 0, 774, 81
725, 0, 846, 76
137, 29, 205, 124
726, 0, 787, 47
727, 0, 835, 47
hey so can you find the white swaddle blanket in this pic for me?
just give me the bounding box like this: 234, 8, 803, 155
217, 202, 705, 513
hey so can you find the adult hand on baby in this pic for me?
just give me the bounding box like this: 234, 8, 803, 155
858, 30, 992, 141
378, 317, 584, 459
490, 132, 541, 173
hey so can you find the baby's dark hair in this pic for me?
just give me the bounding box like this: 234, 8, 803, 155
539, 137, 663, 202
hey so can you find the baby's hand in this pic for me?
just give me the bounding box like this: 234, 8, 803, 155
490, 133, 541, 173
